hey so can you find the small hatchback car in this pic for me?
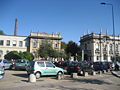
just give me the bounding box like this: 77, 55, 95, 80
26, 60, 64, 79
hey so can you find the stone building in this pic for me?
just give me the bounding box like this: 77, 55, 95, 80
27, 32, 62, 58
0, 32, 62, 59
0, 35, 27, 59
80, 32, 120, 62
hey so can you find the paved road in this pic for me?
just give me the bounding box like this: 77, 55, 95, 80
0, 70, 120, 90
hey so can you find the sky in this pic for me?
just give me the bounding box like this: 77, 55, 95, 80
0, 0, 120, 44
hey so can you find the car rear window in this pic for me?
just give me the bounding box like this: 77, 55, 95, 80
29, 61, 35, 67
37, 62, 45, 67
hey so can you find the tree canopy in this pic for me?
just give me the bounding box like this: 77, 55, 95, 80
0, 30, 5, 35
4, 51, 34, 61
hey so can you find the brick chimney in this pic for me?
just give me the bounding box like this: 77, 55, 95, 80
14, 18, 18, 36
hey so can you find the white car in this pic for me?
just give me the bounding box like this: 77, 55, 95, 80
0, 59, 12, 69
0, 67, 5, 80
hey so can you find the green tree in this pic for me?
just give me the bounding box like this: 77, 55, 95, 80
38, 41, 53, 59
61, 41, 67, 49
38, 40, 61, 59
116, 56, 120, 62
65, 41, 80, 60
4, 51, 21, 60
0, 30, 5, 35
19, 51, 34, 61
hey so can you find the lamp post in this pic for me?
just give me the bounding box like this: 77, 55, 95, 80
101, 2, 116, 61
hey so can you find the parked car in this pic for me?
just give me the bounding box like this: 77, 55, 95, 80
78, 61, 93, 75
0, 59, 12, 69
26, 60, 64, 79
93, 62, 109, 71
0, 67, 5, 80
67, 61, 93, 75
67, 61, 80, 74
15, 59, 29, 70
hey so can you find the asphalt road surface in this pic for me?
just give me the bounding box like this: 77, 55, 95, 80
0, 70, 120, 90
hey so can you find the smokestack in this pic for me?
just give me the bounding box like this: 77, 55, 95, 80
14, 18, 18, 36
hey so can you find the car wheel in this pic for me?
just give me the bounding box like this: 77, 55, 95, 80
35, 72, 41, 79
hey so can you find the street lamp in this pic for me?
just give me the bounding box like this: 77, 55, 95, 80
100, 2, 116, 61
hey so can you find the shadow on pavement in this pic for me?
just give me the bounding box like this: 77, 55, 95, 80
68, 78, 112, 85
12, 73, 28, 78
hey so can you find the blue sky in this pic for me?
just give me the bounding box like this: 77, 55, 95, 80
0, 0, 120, 44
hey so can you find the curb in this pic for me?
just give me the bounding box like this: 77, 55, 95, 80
111, 71, 120, 78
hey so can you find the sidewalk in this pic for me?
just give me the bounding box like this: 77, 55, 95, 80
111, 71, 120, 78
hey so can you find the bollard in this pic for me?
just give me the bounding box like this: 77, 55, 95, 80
92, 71, 96, 76
103, 70, 106, 74
28, 74, 36, 83
106, 69, 110, 72
99, 71, 102, 75
71, 73, 78, 78
57, 73, 64, 80
83, 72, 88, 77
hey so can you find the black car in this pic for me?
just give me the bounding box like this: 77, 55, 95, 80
67, 62, 80, 74
67, 61, 93, 75
93, 62, 109, 71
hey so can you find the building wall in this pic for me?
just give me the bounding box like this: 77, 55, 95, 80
80, 33, 120, 62
28, 32, 62, 58
0, 35, 27, 59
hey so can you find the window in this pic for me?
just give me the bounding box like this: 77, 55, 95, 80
110, 44, 113, 51
37, 62, 45, 67
0, 50, 3, 57
0, 40, 4, 46
19, 41, 23, 47
116, 44, 118, 51
85, 43, 87, 50
6, 40, 10, 46
96, 43, 99, 50
54, 41, 58, 48
97, 56, 99, 60
33, 40, 37, 48
46, 62, 54, 67
6, 50, 9, 54
13, 40, 17, 46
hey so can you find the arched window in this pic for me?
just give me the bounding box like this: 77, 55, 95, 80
96, 43, 99, 50
110, 44, 113, 51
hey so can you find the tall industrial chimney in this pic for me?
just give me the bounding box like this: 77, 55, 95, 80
14, 18, 18, 36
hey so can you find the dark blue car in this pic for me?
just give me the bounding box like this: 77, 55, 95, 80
93, 62, 109, 71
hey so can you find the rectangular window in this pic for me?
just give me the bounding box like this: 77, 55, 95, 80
19, 41, 23, 47
33, 40, 37, 48
0, 40, 4, 46
97, 56, 99, 60
6, 40, 10, 46
13, 40, 17, 46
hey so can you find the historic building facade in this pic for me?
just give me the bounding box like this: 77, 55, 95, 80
0, 35, 27, 59
0, 32, 62, 59
80, 32, 120, 62
27, 32, 62, 58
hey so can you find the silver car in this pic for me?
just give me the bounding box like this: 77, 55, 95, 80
0, 59, 12, 69
0, 67, 5, 80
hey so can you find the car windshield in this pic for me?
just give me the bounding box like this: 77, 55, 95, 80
16, 60, 25, 63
